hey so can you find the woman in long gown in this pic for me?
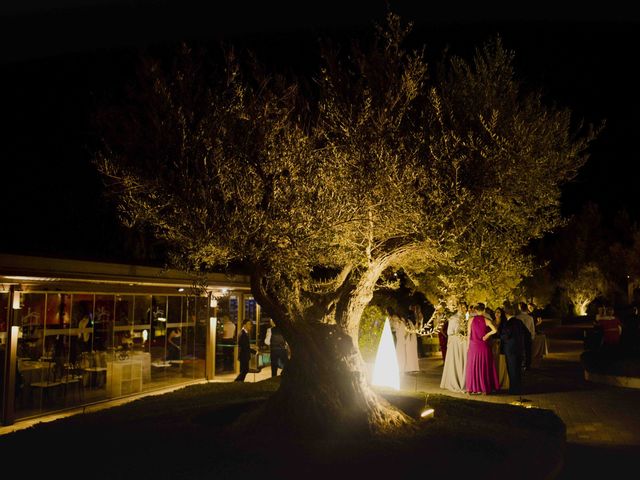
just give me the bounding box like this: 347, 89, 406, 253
465, 303, 499, 394
440, 302, 468, 392
390, 309, 419, 373
402, 318, 420, 373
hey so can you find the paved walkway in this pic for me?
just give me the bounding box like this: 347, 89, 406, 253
408, 333, 640, 477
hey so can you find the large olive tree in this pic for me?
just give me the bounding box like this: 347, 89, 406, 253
95, 14, 595, 436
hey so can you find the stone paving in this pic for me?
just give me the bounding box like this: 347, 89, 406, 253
410, 337, 640, 447
409, 334, 640, 477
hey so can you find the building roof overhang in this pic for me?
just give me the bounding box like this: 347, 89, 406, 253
0, 254, 250, 294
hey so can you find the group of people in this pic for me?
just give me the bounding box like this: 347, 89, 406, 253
440, 301, 539, 396
387, 307, 421, 373
234, 319, 289, 382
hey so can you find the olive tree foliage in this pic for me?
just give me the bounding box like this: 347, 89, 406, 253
402, 38, 598, 310
95, 14, 595, 435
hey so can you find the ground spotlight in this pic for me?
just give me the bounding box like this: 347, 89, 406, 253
420, 394, 435, 418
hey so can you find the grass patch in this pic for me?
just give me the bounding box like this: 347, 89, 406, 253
0, 378, 565, 479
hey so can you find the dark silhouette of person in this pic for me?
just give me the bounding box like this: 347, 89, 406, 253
265, 319, 288, 377
167, 328, 182, 361
622, 306, 640, 355
234, 320, 256, 382
515, 302, 536, 370
500, 310, 527, 395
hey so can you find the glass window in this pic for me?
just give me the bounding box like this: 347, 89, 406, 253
149, 296, 167, 376
215, 293, 235, 374
7, 287, 221, 422
134, 295, 152, 327
114, 295, 137, 352
190, 295, 207, 378
0, 292, 6, 420
94, 294, 114, 351
0, 292, 8, 334
115, 295, 134, 326
71, 294, 94, 363
17, 293, 45, 360
229, 295, 239, 337
150, 295, 167, 340
167, 296, 182, 324
244, 296, 258, 343
45, 293, 71, 327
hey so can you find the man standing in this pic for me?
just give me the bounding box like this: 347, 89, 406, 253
432, 302, 449, 363
234, 320, 256, 382
265, 319, 289, 377
500, 307, 527, 395
516, 302, 536, 370
528, 302, 544, 333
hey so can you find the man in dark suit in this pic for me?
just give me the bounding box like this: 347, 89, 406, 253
234, 320, 256, 382
500, 309, 527, 395
265, 319, 289, 377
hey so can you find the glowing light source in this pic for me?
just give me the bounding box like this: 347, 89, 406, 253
210, 297, 218, 308
12, 290, 21, 310
510, 400, 535, 409
420, 394, 435, 418
372, 317, 400, 390
420, 407, 435, 418
177, 287, 185, 292
142, 330, 148, 342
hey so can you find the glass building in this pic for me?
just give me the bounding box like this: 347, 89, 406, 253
0, 254, 264, 426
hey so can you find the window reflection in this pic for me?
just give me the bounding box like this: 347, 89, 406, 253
8, 290, 212, 421
0, 292, 6, 418
94, 295, 114, 351
215, 293, 235, 374
17, 293, 45, 360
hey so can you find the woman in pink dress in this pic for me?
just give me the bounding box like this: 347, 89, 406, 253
465, 303, 499, 394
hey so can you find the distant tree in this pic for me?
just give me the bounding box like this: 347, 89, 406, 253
95, 14, 596, 436
531, 203, 639, 313
562, 263, 608, 316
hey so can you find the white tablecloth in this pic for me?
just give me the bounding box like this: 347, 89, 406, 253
531, 334, 549, 368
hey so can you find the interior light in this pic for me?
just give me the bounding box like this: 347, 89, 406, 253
12, 290, 21, 310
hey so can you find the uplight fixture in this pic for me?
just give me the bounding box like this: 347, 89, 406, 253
420, 394, 435, 418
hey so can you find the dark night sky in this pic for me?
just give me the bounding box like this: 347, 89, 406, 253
2, 1, 640, 263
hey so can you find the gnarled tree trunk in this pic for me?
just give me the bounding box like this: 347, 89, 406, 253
243, 261, 413, 439
261, 321, 412, 438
